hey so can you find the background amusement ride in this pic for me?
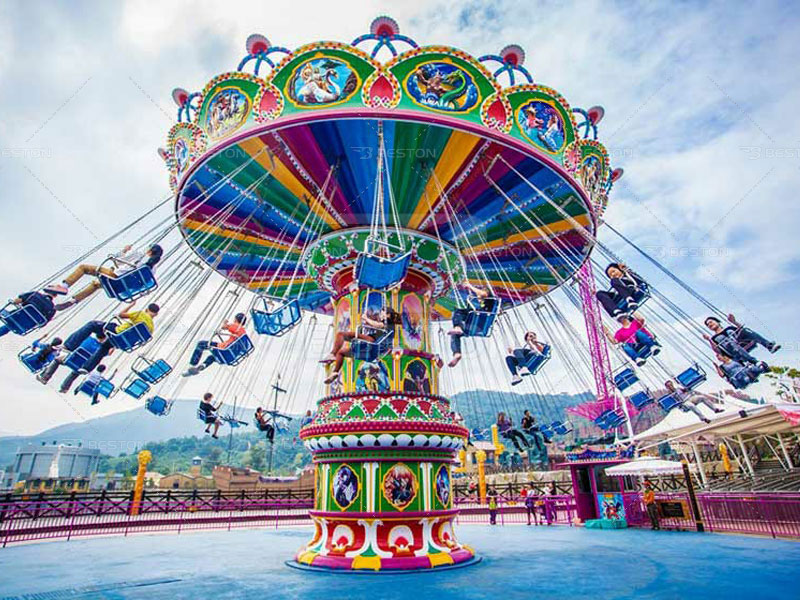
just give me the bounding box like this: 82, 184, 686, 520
0, 17, 782, 571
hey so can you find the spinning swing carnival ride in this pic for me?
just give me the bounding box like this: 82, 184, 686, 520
2, 17, 780, 572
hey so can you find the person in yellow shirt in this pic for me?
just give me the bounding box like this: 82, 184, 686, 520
643, 479, 660, 530
114, 302, 159, 334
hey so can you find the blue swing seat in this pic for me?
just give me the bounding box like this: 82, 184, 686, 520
197, 407, 218, 423
99, 265, 157, 302
0, 301, 48, 336
497, 452, 510, 466
350, 329, 393, 362
658, 393, 682, 412
64, 336, 103, 371
522, 345, 552, 375
629, 390, 654, 410
76, 377, 115, 399
538, 424, 554, 439
107, 322, 152, 353
510, 452, 523, 466
355, 250, 412, 291
595, 408, 626, 430
471, 427, 490, 441
121, 374, 150, 399
550, 420, 573, 436
145, 396, 172, 416
132, 357, 172, 384
461, 296, 500, 337
18, 346, 56, 374
676, 364, 707, 390
613, 367, 639, 392
209, 334, 254, 366
251, 297, 301, 336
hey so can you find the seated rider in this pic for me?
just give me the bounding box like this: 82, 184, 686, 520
704, 315, 780, 366
300, 410, 314, 428
663, 380, 724, 424
75, 364, 109, 405
24, 337, 64, 368
0, 289, 71, 337
39, 302, 158, 391
254, 407, 275, 442
497, 412, 531, 453
714, 353, 769, 390
520, 409, 548, 451
595, 263, 648, 318
46, 243, 163, 306
604, 313, 660, 366
321, 304, 401, 385
199, 392, 223, 439
506, 331, 548, 385
183, 313, 247, 377
448, 282, 497, 367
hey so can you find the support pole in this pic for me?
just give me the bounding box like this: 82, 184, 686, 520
682, 460, 704, 532
737, 434, 755, 477
778, 433, 794, 469
130, 450, 152, 516
690, 440, 708, 488
476, 450, 487, 505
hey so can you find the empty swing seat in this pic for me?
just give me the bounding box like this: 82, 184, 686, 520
0, 302, 48, 336
613, 367, 639, 391
64, 337, 103, 371
108, 322, 152, 353
210, 335, 254, 366
522, 345, 552, 375
658, 394, 682, 412
675, 364, 707, 390
122, 374, 150, 399
355, 251, 411, 291
551, 420, 573, 436
133, 357, 172, 384
18, 347, 56, 374
629, 390, 654, 410
251, 297, 301, 336
538, 424, 555, 439
76, 377, 115, 399
145, 396, 173, 416
350, 330, 393, 362
595, 409, 626, 430
461, 296, 500, 337
99, 265, 157, 302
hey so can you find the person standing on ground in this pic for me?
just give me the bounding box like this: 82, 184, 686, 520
643, 479, 660, 530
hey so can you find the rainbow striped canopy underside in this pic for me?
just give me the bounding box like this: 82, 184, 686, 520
176, 115, 595, 319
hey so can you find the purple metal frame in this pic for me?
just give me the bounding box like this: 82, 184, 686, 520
577, 261, 615, 407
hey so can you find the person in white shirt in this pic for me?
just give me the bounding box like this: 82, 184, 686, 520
46, 243, 163, 305
74, 364, 108, 405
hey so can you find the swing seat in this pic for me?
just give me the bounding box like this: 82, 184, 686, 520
461, 296, 500, 337
197, 408, 218, 424
675, 364, 707, 390
658, 394, 682, 412
210, 335, 254, 366
254, 419, 274, 433
222, 414, 248, 428
350, 330, 393, 362
511, 452, 523, 466
538, 424, 555, 439
108, 322, 152, 353
132, 357, 172, 384
614, 282, 650, 310
354, 251, 411, 291
145, 396, 172, 416
551, 420, 573, 436
522, 345, 552, 375
99, 265, 157, 302
629, 390, 654, 410
595, 408, 626, 430
0, 302, 48, 336
497, 452, 510, 466
63, 337, 103, 371
251, 297, 301, 336
18, 347, 56, 374
121, 374, 150, 399
471, 427, 489, 441
613, 367, 639, 391
76, 377, 115, 399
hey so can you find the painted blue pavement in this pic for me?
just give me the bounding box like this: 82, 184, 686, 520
1, 525, 798, 599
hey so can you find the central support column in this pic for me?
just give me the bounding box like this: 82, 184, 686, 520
292, 229, 476, 572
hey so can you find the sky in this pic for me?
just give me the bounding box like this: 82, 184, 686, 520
0, 0, 798, 436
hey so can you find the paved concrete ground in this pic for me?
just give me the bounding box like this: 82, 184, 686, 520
1, 524, 798, 599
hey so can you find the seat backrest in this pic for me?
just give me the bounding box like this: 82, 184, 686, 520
135, 358, 172, 384
211, 335, 254, 365
123, 376, 150, 399
146, 396, 170, 416
354, 252, 411, 291
99, 266, 157, 302
613, 368, 639, 391
111, 322, 152, 352
251, 298, 301, 336
1, 303, 48, 335
675, 365, 706, 390
629, 390, 653, 409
